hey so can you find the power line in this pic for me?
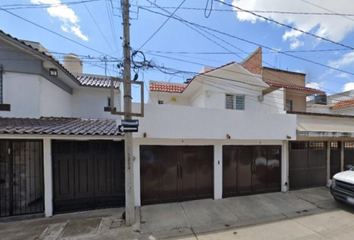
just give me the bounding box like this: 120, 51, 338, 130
0, 0, 104, 10
105, 0, 120, 57
140, 2, 354, 100
0, 7, 119, 59
132, 4, 354, 17
139, 7, 354, 77
301, 0, 354, 23
217, 0, 354, 51
137, 0, 186, 50
142, 48, 352, 55
82, 0, 115, 54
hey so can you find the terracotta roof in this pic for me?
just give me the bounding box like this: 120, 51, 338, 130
267, 82, 324, 94
0, 117, 123, 136
150, 82, 187, 93
149, 61, 236, 93
332, 99, 354, 110
76, 74, 119, 88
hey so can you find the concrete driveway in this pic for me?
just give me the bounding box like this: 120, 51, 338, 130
0, 187, 346, 240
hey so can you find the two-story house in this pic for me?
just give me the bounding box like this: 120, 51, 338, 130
0, 30, 125, 218
241, 47, 354, 189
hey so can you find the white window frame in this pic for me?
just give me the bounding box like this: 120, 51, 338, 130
225, 94, 245, 110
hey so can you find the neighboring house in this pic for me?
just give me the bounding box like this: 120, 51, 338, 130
307, 90, 354, 115
241, 47, 324, 112
0, 30, 125, 218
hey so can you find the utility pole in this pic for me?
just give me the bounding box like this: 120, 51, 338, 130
122, 0, 135, 226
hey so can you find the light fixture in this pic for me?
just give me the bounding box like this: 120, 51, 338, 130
49, 68, 58, 77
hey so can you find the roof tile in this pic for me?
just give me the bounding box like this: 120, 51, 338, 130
332, 99, 354, 110
0, 117, 123, 136
267, 82, 324, 94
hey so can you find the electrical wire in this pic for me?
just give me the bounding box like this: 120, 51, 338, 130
217, 0, 354, 51
82, 0, 116, 54
139, 7, 354, 77
137, 0, 186, 50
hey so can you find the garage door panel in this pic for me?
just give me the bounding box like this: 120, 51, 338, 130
197, 147, 213, 197
159, 147, 179, 201
237, 147, 252, 194
94, 155, 111, 195
222, 146, 237, 197
140, 146, 213, 205
252, 147, 268, 192
289, 151, 308, 169
75, 155, 94, 197
309, 151, 326, 168
54, 155, 75, 200
53, 140, 124, 214
140, 147, 160, 203
308, 167, 327, 187
267, 147, 281, 190
289, 169, 308, 189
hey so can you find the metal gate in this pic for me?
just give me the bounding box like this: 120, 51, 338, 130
222, 146, 281, 198
140, 146, 214, 205
289, 141, 327, 190
344, 142, 354, 169
0, 140, 44, 217
52, 140, 125, 214
330, 142, 341, 178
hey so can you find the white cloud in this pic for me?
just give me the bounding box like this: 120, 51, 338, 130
328, 52, 354, 69
231, 0, 354, 49
31, 0, 88, 41
342, 82, 354, 92
306, 82, 320, 90
336, 73, 351, 79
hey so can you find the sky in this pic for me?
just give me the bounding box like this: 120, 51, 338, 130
1, 0, 354, 102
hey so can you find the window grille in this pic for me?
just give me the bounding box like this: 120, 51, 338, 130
345, 142, 354, 149
310, 141, 326, 149
225, 94, 245, 110
290, 142, 308, 150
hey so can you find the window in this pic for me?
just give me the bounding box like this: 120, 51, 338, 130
225, 94, 245, 110
107, 97, 111, 107
286, 99, 293, 111
158, 100, 164, 105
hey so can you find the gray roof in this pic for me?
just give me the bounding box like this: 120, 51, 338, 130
76, 74, 120, 89
0, 117, 123, 136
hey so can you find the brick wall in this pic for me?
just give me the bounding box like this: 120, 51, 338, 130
241, 47, 262, 75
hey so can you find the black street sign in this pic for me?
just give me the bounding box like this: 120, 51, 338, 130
121, 119, 139, 127
118, 125, 138, 133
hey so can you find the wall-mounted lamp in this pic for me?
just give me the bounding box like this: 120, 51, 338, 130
143, 132, 147, 138
49, 68, 58, 77
286, 135, 292, 139
226, 134, 231, 139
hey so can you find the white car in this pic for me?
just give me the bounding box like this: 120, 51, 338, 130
331, 166, 354, 205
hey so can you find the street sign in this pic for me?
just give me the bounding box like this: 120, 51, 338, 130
118, 125, 138, 133
121, 119, 139, 127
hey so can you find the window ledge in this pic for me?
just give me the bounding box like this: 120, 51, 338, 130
104, 106, 116, 112
0, 104, 10, 111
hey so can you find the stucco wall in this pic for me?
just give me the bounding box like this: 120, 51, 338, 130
2, 72, 41, 118
149, 92, 189, 106
40, 76, 72, 117
262, 68, 306, 87
286, 91, 307, 112
72, 87, 121, 119
132, 103, 296, 140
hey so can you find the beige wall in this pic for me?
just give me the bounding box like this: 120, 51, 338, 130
285, 91, 307, 112
262, 68, 305, 87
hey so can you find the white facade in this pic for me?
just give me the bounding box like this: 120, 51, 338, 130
1, 72, 121, 119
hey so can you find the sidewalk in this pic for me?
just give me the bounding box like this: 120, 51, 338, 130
0, 187, 345, 240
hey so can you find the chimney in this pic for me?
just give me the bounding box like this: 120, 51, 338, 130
63, 53, 83, 74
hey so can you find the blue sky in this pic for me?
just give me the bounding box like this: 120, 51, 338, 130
1, 0, 354, 102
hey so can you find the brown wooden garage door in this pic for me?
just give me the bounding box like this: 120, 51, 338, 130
140, 146, 213, 205
52, 140, 125, 214
223, 146, 281, 198
289, 142, 327, 190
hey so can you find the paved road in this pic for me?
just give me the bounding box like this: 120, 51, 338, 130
1, 187, 354, 240
172, 208, 354, 240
